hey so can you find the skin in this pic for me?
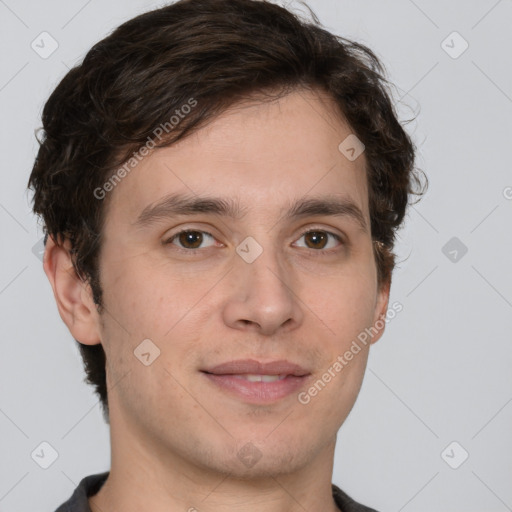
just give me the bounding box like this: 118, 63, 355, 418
44, 88, 390, 512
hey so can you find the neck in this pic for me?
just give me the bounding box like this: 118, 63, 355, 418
89, 412, 340, 512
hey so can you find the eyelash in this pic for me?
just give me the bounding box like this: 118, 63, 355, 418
164, 228, 344, 256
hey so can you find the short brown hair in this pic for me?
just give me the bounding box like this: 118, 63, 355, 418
27, 0, 426, 422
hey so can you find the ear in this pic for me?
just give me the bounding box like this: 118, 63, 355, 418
43, 235, 101, 346
369, 277, 391, 345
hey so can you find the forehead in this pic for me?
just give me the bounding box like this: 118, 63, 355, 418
102, 88, 369, 228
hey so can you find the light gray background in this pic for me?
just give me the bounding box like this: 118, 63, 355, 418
1, 0, 511, 510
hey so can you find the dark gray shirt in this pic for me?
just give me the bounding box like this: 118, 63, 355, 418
54, 472, 379, 512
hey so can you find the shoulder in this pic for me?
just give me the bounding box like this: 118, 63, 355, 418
54, 472, 109, 512
332, 483, 380, 512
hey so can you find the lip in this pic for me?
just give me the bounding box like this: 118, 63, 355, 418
202, 359, 310, 377
201, 359, 312, 404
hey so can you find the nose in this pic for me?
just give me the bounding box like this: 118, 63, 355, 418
221, 242, 304, 336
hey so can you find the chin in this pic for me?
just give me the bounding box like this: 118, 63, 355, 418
184, 434, 310, 479
226, 451, 311, 481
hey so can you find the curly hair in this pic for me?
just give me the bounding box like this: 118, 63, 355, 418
27, 0, 426, 422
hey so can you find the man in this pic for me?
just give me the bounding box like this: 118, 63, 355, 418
27, 0, 424, 510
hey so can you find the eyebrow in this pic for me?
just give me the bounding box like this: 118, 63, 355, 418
132, 192, 368, 233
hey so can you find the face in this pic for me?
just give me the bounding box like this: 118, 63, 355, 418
60, 88, 389, 479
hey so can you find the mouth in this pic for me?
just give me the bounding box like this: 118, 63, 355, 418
200, 359, 312, 403
215, 374, 288, 382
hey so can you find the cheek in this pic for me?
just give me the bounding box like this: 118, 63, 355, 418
101, 255, 200, 335
98, 260, 210, 386
311, 272, 377, 417
315, 271, 378, 343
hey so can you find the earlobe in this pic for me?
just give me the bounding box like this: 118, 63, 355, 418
43, 235, 101, 346
370, 279, 391, 345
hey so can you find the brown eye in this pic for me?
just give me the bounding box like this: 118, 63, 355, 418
304, 231, 328, 249
295, 230, 342, 251
178, 231, 203, 249
166, 230, 216, 250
